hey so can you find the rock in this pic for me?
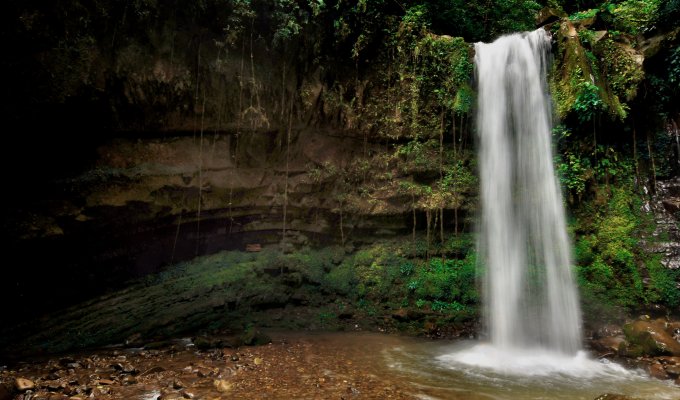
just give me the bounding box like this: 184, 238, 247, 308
15, 377, 35, 391
159, 388, 183, 400
141, 366, 166, 376
391, 309, 409, 321
591, 31, 608, 44
665, 364, 680, 377
253, 357, 263, 366
536, 7, 566, 27
639, 28, 680, 59
592, 336, 626, 353
239, 329, 271, 346
230, 354, 239, 362
574, 15, 597, 28
192, 336, 215, 350
59, 357, 76, 366
97, 379, 115, 385
213, 379, 232, 393
593, 394, 639, 400
42, 380, 64, 391
172, 379, 184, 389
112, 362, 136, 373
122, 376, 138, 385
623, 320, 680, 356
181, 390, 195, 399
649, 362, 669, 380
662, 199, 680, 214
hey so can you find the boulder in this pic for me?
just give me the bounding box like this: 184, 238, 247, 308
536, 7, 567, 27
623, 319, 680, 356
649, 362, 669, 380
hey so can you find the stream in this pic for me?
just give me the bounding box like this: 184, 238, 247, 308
6, 331, 677, 400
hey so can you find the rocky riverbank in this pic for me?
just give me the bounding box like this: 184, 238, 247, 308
2, 331, 677, 400
589, 316, 680, 386
0, 333, 420, 400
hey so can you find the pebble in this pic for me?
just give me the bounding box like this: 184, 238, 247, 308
253, 357, 263, 366
15, 377, 35, 391
213, 379, 232, 393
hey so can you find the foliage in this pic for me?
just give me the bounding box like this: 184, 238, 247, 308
607, 0, 661, 34
574, 187, 644, 309
573, 81, 606, 122
594, 38, 644, 102
645, 255, 680, 307
412, 0, 541, 42
409, 252, 478, 312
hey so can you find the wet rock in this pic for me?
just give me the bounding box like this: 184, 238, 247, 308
213, 379, 232, 393
238, 329, 272, 346
122, 376, 138, 385
253, 357, 263, 366
592, 336, 626, 354
623, 320, 680, 356
593, 324, 624, 338
181, 390, 195, 399
649, 362, 669, 380
112, 363, 137, 374
141, 366, 166, 376
159, 388, 183, 400
97, 379, 115, 385
15, 377, 35, 391
593, 394, 644, 400
172, 379, 184, 389
58, 358, 76, 366
665, 364, 680, 377
42, 380, 64, 391
192, 336, 215, 350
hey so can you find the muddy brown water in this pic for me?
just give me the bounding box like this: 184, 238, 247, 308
1, 332, 679, 399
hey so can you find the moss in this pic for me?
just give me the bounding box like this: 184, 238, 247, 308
594, 38, 644, 102
550, 19, 644, 122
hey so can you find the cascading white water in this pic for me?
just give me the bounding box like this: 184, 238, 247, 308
475, 29, 582, 355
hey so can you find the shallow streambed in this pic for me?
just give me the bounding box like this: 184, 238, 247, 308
1, 332, 678, 400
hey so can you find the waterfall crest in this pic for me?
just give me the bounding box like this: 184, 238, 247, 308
475, 29, 582, 354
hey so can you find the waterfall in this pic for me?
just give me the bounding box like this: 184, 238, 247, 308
475, 29, 582, 355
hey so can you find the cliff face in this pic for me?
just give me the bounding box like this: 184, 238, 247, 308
2, 1, 435, 315
3, 1, 679, 318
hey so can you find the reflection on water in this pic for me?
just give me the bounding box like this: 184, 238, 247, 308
380, 338, 680, 400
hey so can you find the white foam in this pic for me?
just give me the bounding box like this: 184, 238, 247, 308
437, 344, 633, 379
